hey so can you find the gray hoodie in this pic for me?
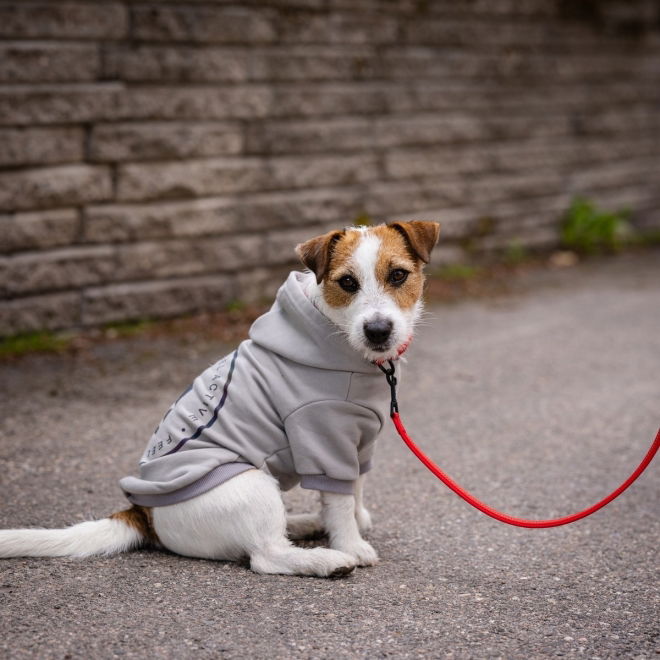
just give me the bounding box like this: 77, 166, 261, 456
119, 271, 389, 507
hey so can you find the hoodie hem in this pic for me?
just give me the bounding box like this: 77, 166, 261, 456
299, 474, 356, 494
359, 459, 373, 474
124, 462, 255, 507
299, 461, 372, 494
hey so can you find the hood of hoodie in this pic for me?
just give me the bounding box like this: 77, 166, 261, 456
249, 271, 380, 375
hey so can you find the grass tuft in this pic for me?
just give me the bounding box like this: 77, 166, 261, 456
0, 331, 70, 359
561, 197, 632, 253
433, 263, 482, 281
103, 319, 152, 338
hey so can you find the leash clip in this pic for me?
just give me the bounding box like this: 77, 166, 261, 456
378, 360, 399, 416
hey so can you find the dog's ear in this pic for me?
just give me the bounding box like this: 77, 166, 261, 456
296, 229, 345, 284
389, 221, 440, 264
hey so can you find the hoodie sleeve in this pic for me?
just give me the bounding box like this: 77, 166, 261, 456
283, 400, 382, 494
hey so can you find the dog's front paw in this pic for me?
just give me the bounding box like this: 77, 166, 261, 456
355, 507, 372, 534
338, 539, 379, 567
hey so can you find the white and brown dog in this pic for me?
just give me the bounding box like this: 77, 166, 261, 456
0, 221, 439, 577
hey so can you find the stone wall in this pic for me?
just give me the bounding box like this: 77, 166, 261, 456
1, 0, 659, 336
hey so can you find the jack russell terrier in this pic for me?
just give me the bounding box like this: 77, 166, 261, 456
0, 221, 439, 577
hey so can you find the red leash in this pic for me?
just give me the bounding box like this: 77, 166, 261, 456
379, 361, 659, 528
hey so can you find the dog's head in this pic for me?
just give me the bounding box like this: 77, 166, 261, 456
296, 221, 440, 363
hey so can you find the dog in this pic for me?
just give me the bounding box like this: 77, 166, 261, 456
0, 221, 439, 577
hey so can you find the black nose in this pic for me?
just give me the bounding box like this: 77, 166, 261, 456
363, 318, 393, 345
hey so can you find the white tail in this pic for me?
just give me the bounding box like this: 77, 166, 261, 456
0, 517, 145, 558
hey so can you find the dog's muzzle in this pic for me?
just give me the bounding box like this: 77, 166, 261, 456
363, 318, 393, 349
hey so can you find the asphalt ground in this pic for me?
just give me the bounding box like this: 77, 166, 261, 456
1, 251, 658, 659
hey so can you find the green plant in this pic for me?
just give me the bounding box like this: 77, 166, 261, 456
434, 263, 481, 281
0, 331, 69, 358
225, 299, 246, 313
103, 319, 152, 337
561, 197, 631, 253
503, 240, 528, 265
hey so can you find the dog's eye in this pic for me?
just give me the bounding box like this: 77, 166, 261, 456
337, 275, 359, 293
388, 269, 409, 286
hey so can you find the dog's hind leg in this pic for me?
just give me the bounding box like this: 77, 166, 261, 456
249, 540, 354, 577
152, 469, 355, 577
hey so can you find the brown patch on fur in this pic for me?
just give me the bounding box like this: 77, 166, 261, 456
295, 229, 345, 284
390, 221, 440, 264
302, 221, 439, 310
373, 225, 425, 309
110, 505, 159, 546
320, 223, 439, 310
321, 230, 364, 308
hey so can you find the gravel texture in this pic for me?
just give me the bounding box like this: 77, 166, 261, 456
1, 252, 659, 659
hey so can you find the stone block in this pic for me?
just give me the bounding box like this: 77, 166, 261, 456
385, 207, 474, 240
0, 84, 122, 126
246, 117, 375, 154
568, 160, 657, 192
425, 0, 555, 16
1, 209, 80, 253
116, 154, 380, 202
565, 136, 656, 166
375, 49, 574, 82
277, 11, 398, 44
116, 158, 269, 202
479, 225, 559, 252
82, 277, 236, 326
89, 122, 243, 162
429, 244, 470, 265
0, 246, 116, 297
327, 0, 415, 10
237, 188, 364, 229
131, 6, 276, 43
83, 199, 240, 243
372, 49, 459, 81
0, 42, 100, 83
384, 147, 482, 180
0, 165, 113, 212
375, 116, 483, 148
581, 185, 655, 215
268, 154, 380, 189
0, 2, 127, 39
270, 82, 400, 117
250, 46, 373, 82
263, 224, 336, 265
114, 234, 264, 281
117, 85, 272, 121
0, 292, 81, 336
634, 207, 660, 232
104, 45, 249, 83
0, 127, 84, 167
84, 187, 364, 244
365, 180, 467, 217
575, 107, 657, 136
469, 172, 564, 205
235, 266, 292, 304
402, 16, 552, 48
259, 0, 324, 7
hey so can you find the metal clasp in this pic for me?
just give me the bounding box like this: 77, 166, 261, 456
377, 360, 399, 416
